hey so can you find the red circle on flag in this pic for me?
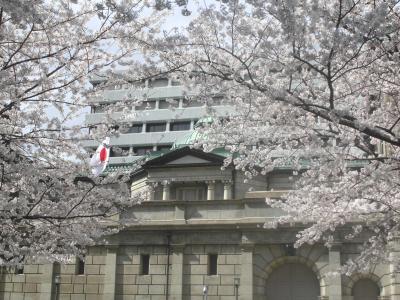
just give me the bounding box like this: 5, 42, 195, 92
99, 147, 107, 162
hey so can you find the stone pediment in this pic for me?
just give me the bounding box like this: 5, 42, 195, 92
166, 155, 212, 165
144, 146, 225, 168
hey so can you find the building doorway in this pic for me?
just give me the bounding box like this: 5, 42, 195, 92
265, 262, 320, 300
352, 278, 380, 300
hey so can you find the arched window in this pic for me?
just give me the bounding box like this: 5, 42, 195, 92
266, 262, 320, 300
352, 278, 380, 300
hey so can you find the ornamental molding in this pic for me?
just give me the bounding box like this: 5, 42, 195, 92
148, 175, 231, 182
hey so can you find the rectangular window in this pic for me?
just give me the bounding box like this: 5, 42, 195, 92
140, 254, 150, 275
146, 123, 166, 132
109, 148, 117, 157
159, 99, 179, 109
148, 78, 169, 88
157, 145, 172, 151
135, 101, 155, 110
135, 101, 146, 110
134, 147, 153, 156
158, 100, 168, 109
93, 104, 109, 113
183, 100, 203, 107
15, 266, 24, 275
170, 121, 191, 131
145, 101, 156, 110
112, 146, 130, 157
76, 257, 85, 275
208, 254, 218, 275
127, 79, 146, 89
210, 96, 223, 106
127, 124, 143, 133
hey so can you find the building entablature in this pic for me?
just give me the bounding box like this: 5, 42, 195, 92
121, 197, 286, 227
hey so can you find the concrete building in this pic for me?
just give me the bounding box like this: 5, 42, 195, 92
83, 76, 233, 169
0, 144, 398, 300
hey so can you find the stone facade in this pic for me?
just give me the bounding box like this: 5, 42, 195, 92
0, 147, 397, 300
115, 245, 170, 300
0, 263, 44, 300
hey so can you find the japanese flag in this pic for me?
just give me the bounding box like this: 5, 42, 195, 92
90, 137, 110, 177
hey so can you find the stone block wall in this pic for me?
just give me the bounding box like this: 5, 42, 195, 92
1, 240, 399, 300
182, 244, 241, 300
56, 246, 106, 300
0, 246, 107, 300
115, 245, 170, 300
0, 263, 42, 300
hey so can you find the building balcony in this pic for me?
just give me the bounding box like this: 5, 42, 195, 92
85, 105, 234, 125
81, 131, 189, 148
88, 85, 190, 103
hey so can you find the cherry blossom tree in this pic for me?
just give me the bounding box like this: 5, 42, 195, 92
147, 0, 400, 272
0, 0, 175, 265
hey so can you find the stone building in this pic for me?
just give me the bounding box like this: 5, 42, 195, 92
0, 145, 398, 300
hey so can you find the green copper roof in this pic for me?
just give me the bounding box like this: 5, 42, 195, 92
145, 149, 173, 159
210, 147, 231, 157
194, 116, 214, 128
171, 130, 203, 149
171, 116, 216, 150
104, 163, 139, 174
103, 151, 370, 174
104, 150, 173, 173
171, 129, 231, 157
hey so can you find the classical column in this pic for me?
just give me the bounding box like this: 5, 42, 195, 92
391, 257, 400, 300
103, 247, 117, 300
142, 123, 146, 133
207, 181, 215, 200
390, 238, 400, 300
166, 121, 170, 132
223, 181, 232, 200
39, 263, 55, 300
147, 183, 155, 201
162, 182, 170, 201
327, 243, 342, 300
170, 245, 185, 300
240, 244, 254, 300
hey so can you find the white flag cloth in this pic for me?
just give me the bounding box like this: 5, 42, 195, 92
89, 137, 110, 177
